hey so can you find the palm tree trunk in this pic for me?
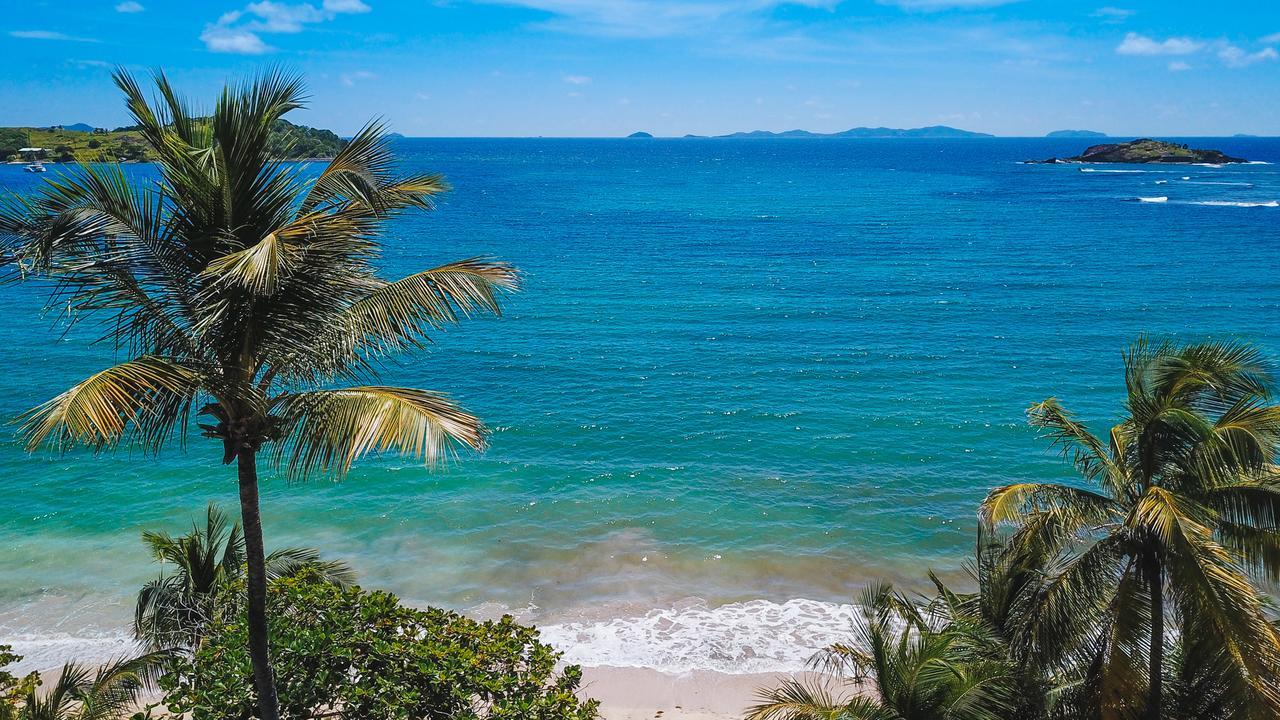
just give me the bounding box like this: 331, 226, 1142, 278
1146, 552, 1164, 720
237, 449, 281, 720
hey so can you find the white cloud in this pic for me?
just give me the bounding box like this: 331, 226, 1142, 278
341, 70, 376, 86
474, 1, 838, 38
878, 0, 1020, 9
201, 25, 273, 53
1091, 7, 1133, 22
202, 0, 369, 53
1116, 32, 1202, 56
11, 29, 99, 41
562, 74, 591, 85
1217, 43, 1278, 67
1263, 32, 1280, 44
115, 1, 145, 12
1167, 60, 1190, 71
323, 0, 370, 11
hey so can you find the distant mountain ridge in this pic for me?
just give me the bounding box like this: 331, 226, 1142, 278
685, 125, 994, 139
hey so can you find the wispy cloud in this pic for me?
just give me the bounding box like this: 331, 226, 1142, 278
201, 25, 273, 53
472, 1, 836, 39
115, 1, 145, 12
9, 30, 99, 42
1090, 7, 1133, 23
1117, 32, 1277, 69
341, 70, 376, 86
1217, 43, 1278, 67
878, 0, 1021, 10
562, 74, 591, 85
1116, 32, 1201, 56
1263, 32, 1280, 44
202, 0, 371, 54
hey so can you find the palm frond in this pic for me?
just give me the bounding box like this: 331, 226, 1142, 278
272, 386, 487, 479
18, 356, 200, 452
1028, 398, 1125, 490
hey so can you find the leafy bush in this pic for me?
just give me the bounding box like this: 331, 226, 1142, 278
1, 646, 40, 720
161, 574, 598, 720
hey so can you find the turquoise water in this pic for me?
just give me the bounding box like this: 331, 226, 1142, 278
1, 138, 1278, 671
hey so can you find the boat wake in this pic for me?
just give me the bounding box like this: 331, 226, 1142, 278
1190, 200, 1278, 208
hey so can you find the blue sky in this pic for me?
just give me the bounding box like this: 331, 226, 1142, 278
3, 1, 1279, 136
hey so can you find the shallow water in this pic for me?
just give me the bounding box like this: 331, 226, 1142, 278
1, 137, 1278, 673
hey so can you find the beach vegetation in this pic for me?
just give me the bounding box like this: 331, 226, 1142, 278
754, 339, 1280, 720
4, 653, 164, 720
1, 647, 41, 720
747, 580, 1028, 720
981, 339, 1280, 719
135, 504, 353, 652
159, 571, 599, 720
0, 69, 518, 720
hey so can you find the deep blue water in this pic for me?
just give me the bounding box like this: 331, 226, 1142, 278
1, 137, 1277, 671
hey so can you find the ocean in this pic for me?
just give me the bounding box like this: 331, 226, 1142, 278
1, 137, 1277, 674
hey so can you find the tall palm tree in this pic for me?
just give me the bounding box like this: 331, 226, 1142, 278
135, 503, 353, 651
981, 339, 1280, 720
0, 70, 518, 720
747, 583, 1020, 720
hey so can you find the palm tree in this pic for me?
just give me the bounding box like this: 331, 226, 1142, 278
0, 70, 518, 720
981, 339, 1280, 720
135, 503, 353, 651
17, 654, 164, 720
748, 583, 1020, 720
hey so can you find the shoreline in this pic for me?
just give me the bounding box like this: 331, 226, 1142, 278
583, 667, 852, 720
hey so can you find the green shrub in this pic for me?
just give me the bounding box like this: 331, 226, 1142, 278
0, 645, 40, 720
160, 574, 599, 720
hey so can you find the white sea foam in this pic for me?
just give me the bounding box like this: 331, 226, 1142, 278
1080, 168, 1145, 173
6, 599, 860, 676
1190, 200, 1279, 208
3, 632, 142, 674
540, 598, 857, 675
1246, 161, 1271, 165
1154, 180, 1168, 185
1137, 196, 1168, 203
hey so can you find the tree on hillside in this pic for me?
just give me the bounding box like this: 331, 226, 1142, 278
0, 70, 518, 720
981, 339, 1280, 720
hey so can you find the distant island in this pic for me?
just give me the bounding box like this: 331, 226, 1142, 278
1046, 130, 1107, 138
1030, 138, 1246, 165
685, 125, 993, 139
627, 131, 654, 138
1, 118, 347, 163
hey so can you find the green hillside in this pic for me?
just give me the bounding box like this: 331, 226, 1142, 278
1, 119, 346, 163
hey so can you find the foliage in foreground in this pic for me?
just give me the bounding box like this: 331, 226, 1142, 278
748, 580, 1031, 720
135, 504, 354, 652
1, 647, 40, 720
982, 339, 1280, 719
1, 649, 163, 720
752, 339, 1280, 720
160, 573, 599, 720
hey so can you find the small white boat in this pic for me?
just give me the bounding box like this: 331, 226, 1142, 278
24, 162, 46, 173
